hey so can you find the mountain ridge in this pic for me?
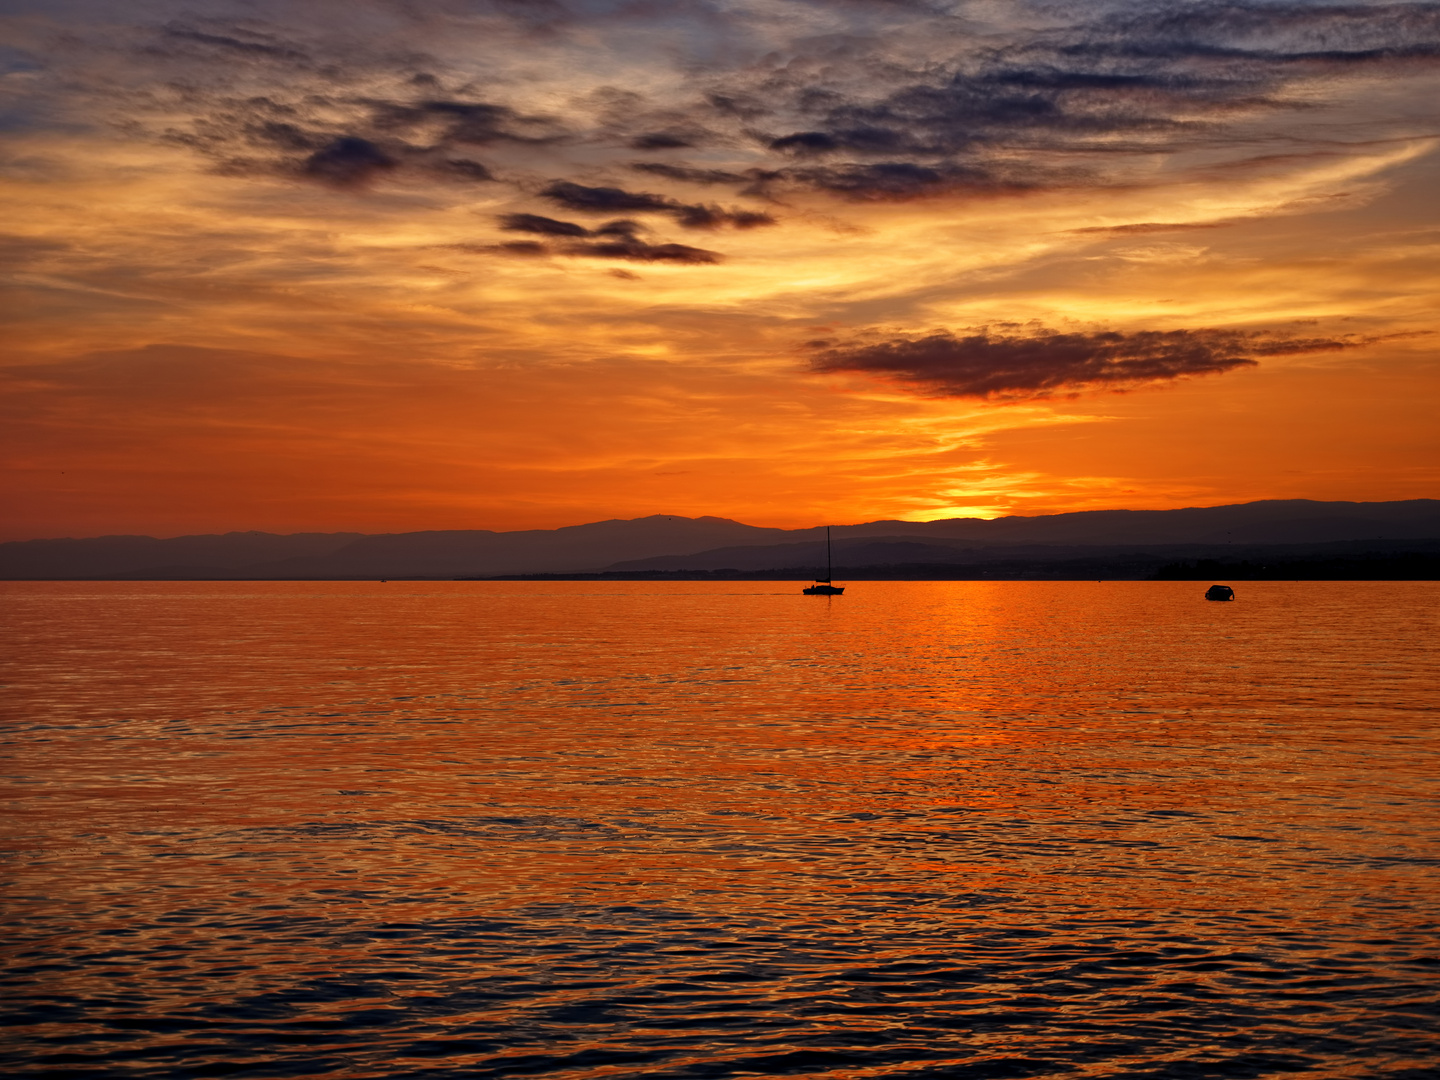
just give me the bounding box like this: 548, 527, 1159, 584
3, 500, 1437, 579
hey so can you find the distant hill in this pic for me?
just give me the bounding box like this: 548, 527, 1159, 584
2, 500, 1437, 579
0, 516, 794, 579
598, 500, 1440, 576
830, 499, 1440, 546
0, 531, 366, 579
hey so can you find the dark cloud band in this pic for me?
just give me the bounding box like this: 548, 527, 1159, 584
808, 327, 1362, 399
482, 217, 722, 263
499, 213, 592, 238
539, 182, 774, 229
52, 1, 1440, 211
302, 137, 396, 187
495, 214, 721, 262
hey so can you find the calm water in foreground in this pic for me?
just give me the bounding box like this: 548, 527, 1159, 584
2, 580, 1437, 1079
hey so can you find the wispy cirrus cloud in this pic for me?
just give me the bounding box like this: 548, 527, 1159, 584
12, 1, 1439, 236
4, 0, 1439, 536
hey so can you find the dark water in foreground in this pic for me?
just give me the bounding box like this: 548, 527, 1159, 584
2, 580, 1437, 1079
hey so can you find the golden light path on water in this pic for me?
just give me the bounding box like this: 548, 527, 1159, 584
2, 581, 1437, 1078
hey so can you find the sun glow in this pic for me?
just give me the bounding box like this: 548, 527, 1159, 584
2, 1, 1438, 539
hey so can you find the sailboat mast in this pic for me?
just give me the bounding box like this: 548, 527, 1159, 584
801, 526, 844, 594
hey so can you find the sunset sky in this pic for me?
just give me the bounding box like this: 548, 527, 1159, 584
3, 0, 1438, 540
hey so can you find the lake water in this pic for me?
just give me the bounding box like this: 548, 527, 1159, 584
2, 580, 1437, 1079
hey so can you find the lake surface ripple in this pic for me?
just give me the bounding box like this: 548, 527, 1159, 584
2, 581, 1437, 1079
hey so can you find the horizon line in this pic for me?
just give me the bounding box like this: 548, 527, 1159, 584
5, 496, 1438, 545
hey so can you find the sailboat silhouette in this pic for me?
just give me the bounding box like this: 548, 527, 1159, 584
803, 526, 845, 595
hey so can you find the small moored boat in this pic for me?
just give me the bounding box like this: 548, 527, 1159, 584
1205, 584, 1235, 601
803, 526, 845, 595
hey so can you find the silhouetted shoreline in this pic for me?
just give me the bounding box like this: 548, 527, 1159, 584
11, 547, 1436, 582
477, 551, 1439, 582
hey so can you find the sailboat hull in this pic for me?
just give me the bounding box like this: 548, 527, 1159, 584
803, 526, 845, 594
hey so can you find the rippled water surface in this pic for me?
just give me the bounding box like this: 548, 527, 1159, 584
2, 580, 1438, 1079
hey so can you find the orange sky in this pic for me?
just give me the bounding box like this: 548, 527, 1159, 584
3, 0, 1438, 539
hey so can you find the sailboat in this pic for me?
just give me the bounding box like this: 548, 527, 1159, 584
803, 526, 845, 595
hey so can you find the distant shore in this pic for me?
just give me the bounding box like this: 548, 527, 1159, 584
474, 552, 1440, 582
5, 549, 1438, 582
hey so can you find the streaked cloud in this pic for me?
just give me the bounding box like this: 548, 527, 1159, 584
807, 327, 1365, 399
1, 0, 1437, 537
16, 2, 1440, 241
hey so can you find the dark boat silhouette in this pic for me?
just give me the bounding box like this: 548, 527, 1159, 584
803, 526, 844, 595
1205, 584, 1235, 601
